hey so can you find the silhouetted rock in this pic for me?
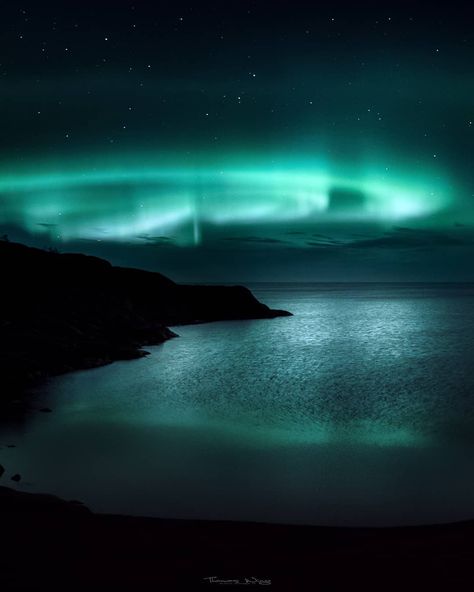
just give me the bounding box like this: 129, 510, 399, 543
1, 486, 474, 591
0, 241, 291, 406
0, 486, 90, 515
0, 464, 4, 477
11, 474, 21, 482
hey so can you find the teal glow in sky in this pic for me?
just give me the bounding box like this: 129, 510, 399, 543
0, 159, 454, 245
1, 2, 473, 280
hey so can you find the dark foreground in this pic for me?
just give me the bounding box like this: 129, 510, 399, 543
1, 486, 473, 592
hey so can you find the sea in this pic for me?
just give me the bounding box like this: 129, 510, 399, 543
2, 282, 474, 526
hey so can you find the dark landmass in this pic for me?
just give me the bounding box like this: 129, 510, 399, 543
1, 486, 473, 591
0, 240, 290, 409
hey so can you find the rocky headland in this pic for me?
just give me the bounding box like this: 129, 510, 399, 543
0, 240, 290, 409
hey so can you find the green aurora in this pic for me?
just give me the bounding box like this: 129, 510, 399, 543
1, 2, 473, 280
0, 156, 455, 244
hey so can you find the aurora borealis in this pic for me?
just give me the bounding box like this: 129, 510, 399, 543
1, 1, 473, 281
0, 162, 453, 242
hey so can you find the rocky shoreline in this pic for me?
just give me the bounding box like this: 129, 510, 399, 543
0, 240, 290, 412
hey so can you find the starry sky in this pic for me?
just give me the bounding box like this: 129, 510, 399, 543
1, 1, 473, 281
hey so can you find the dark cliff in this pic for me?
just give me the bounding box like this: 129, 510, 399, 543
0, 241, 290, 404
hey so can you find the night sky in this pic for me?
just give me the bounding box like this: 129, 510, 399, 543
1, 1, 473, 281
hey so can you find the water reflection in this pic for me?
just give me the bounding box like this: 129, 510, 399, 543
1, 284, 474, 526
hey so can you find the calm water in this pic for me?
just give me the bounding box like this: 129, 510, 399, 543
2, 283, 474, 526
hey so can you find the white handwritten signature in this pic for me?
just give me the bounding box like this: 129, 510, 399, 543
203, 576, 271, 586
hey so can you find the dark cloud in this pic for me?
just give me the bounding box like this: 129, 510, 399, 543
223, 236, 288, 244
75, 238, 107, 244
306, 241, 337, 248
136, 235, 174, 244
302, 226, 471, 252
306, 234, 345, 247
346, 227, 468, 250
